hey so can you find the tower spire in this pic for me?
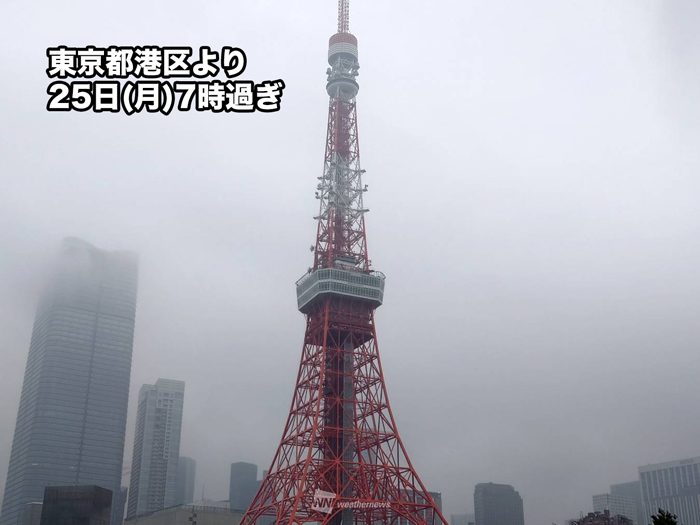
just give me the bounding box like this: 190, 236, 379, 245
338, 0, 350, 33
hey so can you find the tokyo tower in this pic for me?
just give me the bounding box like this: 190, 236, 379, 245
237, 2, 449, 525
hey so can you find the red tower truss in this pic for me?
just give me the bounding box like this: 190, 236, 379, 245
237, 4, 449, 525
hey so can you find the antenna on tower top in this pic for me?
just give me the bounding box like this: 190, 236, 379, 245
338, 0, 350, 33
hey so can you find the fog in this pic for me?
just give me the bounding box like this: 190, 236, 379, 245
1, 1, 698, 524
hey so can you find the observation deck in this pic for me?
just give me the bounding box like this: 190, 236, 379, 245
296, 267, 385, 314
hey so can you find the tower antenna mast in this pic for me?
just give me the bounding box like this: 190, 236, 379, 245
338, 0, 350, 33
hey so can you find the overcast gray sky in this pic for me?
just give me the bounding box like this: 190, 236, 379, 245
1, 1, 699, 524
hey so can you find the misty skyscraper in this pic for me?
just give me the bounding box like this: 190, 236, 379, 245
174, 456, 196, 506
229, 462, 257, 511
127, 379, 185, 519
474, 483, 524, 525
0, 237, 139, 525
610, 482, 643, 525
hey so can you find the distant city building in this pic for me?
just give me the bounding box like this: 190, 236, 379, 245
639, 456, 700, 525
474, 483, 524, 525
229, 463, 258, 511
127, 379, 186, 518
0, 238, 139, 525
452, 513, 475, 525
21, 504, 41, 525
39, 486, 113, 525
174, 457, 196, 506
593, 494, 637, 524
123, 503, 244, 525
421, 491, 443, 525
571, 510, 633, 525
396, 491, 442, 525
610, 482, 643, 525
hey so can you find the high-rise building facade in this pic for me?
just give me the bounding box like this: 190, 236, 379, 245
474, 483, 524, 525
0, 237, 139, 525
610, 482, 643, 525
126, 379, 185, 519
39, 485, 113, 525
174, 457, 196, 507
112, 487, 128, 525
229, 463, 257, 511
639, 456, 700, 525
593, 493, 637, 524
21, 503, 42, 525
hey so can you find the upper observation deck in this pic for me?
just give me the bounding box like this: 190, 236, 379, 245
296, 266, 385, 314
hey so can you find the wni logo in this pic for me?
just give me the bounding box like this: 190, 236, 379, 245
312, 489, 337, 514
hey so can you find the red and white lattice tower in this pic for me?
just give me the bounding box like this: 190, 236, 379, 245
237, 3, 449, 525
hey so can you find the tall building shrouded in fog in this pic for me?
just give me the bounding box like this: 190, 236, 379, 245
229, 463, 258, 511
610, 482, 643, 525
474, 483, 524, 525
0, 237, 139, 525
639, 456, 700, 525
174, 457, 196, 506
127, 379, 185, 519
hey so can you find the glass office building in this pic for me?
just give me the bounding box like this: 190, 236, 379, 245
474, 483, 524, 525
229, 462, 258, 512
0, 238, 139, 525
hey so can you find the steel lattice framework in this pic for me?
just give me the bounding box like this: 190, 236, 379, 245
236, 3, 448, 525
